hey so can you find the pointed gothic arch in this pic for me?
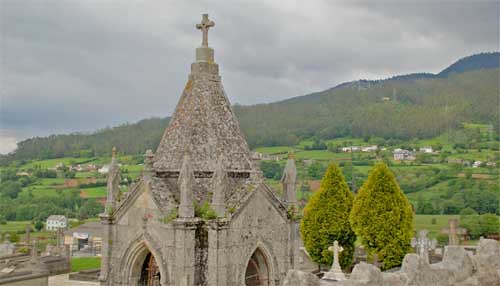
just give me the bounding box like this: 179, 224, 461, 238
244, 243, 276, 286
120, 234, 169, 286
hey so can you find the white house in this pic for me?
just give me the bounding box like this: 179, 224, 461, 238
46, 215, 68, 231
361, 145, 378, 152
98, 164, 110, 174
419, 146, 434, 153
393, 148, 416, 161
472, 161, 482, 168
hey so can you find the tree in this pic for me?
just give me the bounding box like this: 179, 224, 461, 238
307, 162, 326, 179
0, 181, 22, 199
301, 162, 356, 269
460, 214, 500, 239
34, 220, 44, 231
350, 162, 414, 270
260, 161, 283, 180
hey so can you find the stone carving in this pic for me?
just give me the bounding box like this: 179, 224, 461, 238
105, 147, 120, 213
411, 229, 437, 264
284, 269, 319, 286
284, 239, 500, 286
448, 218, 459, 245
281, 151, 297, 208
178, 152, 195, 218
322, 240, 346, 281
196, 14, 214, 47
211, 161, 227, 217
100, 14, 298, 286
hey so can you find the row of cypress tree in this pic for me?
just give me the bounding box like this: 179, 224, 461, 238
300, 162, 414, 270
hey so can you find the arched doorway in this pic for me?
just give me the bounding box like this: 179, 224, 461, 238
138, 252, 161, 286
245, 248, 270, 286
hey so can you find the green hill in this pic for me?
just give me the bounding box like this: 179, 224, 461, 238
1, 53, 499, 164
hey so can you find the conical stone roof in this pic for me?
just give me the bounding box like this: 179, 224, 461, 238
153, 22, 254, 173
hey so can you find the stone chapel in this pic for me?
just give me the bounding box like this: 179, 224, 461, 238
99, 14, 302, 286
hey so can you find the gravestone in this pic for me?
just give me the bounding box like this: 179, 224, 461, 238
322, 240, 346, 281
448, 218, 459, 245
0, 235, 15, 256
411, 229, 437, 264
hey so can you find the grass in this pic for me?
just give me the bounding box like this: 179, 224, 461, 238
414, 214, 459, 239
38, 178, 66, 185
71, 257, 101, 272
0, 221, 33, 233
20, 157, 96, 170
80, 187, 106, 198
254, 146, 292, 155
294, 150, 338, 161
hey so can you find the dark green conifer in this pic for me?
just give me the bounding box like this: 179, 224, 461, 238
350, 162, 414, 270
301, 162, 356, 268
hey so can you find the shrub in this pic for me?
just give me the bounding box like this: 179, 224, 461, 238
460, 214, 500, 239
0, 215, 6, 225
350, 162, 414, 270
34, 220, 44, 231
301, 162, 356, 269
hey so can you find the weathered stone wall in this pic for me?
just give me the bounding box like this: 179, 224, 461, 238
224, 188, 291, 285
108, 185, 176, 286
284, 239, 500, 286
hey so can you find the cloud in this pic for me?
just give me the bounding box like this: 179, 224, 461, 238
1, 0, 498, 153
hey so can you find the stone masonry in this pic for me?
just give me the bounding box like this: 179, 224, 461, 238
99, 14, 302, 286
283, 238, 500, 286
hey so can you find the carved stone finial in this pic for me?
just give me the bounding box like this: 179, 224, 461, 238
196, 14, 215, 47
212, 161, 227, 217
112, 146, 117, 158
144, 149, 155, 174
178, 153, 195, 218
106, 147, 121, 214
281, 153, 297, 207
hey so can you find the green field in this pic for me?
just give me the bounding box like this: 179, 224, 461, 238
0, 221, 33, 233
254, 146, 292, 155
80, 187, 106, 198
414, 214, 459, 239
71, 257, 101, 272
20, 157, 96, 170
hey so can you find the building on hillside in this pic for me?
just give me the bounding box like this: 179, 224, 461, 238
419, 146, 434, 153
98, 165, 110, 174
46, 215, 68, 231
64, 221, 102, 256
393, 148, 416, 161
361, 145, 378, 152
98, 15, 306, 286
486, 162, 497, 167
447, 158, 463, 165
472, 161, 482, 168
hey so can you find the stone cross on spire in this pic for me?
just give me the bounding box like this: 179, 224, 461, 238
196, 14, 215, 47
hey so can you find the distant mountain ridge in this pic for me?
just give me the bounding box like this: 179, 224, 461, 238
320, 52, 499, 95
2, 52, 499, 163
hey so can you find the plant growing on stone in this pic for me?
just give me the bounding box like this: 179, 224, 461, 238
300, 162, 356, 268
350, 162, 414, 270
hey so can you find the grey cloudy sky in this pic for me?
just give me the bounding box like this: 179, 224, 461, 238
1, 0, 499, 153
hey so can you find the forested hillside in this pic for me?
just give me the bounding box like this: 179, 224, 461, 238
2, 53, 498, 164
238, 68, 499, 146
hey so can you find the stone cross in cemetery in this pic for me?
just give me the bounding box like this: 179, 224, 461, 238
25, 225, 31, 253
322, 240, 346, 281
196, 14, 215, 47
448, 218, 459, 245
411, 229, 437, 264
